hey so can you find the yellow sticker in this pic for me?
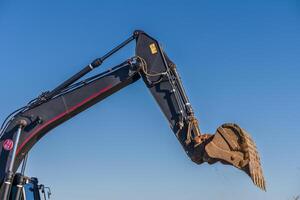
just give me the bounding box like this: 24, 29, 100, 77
149, 43, 158, 54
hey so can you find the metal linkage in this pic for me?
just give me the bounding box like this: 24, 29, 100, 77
37, 31, 142, 104
13, 154, 29, 200
2, 120, 27, 200
169, 67, 194, 115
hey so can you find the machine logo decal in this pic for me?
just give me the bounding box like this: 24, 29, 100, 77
3, 139, 14, 151
149, 43, 158, 54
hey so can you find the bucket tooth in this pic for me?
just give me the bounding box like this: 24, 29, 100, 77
204, 123, 266, 191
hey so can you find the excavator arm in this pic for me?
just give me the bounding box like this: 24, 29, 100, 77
0, 30, 265, 199
135, 32, 265, 190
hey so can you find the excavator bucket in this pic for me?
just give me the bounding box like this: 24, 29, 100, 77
204, 123, 266, 190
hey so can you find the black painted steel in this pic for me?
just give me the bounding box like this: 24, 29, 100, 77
135, 32, 198, 157
0, 31, 198, 196
0, 62, 140, 194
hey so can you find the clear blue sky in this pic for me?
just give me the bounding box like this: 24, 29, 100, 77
0, 0, 300, 199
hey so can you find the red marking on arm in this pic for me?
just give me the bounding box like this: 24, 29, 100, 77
16, 85, 112, 155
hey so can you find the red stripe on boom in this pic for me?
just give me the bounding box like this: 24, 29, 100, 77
16, 85, 112, 155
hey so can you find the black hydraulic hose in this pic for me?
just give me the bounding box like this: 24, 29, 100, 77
57, 59, 134, 96
0, 107, 27, 137
44, 34, 136, 100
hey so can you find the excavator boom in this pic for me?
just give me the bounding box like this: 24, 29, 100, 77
0, 30, 265, 199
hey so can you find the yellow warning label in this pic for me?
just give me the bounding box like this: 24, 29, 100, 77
149, 43, 158, 54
